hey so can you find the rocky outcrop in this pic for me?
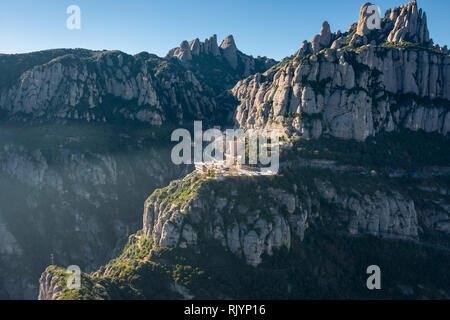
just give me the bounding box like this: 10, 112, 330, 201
386, 1, 430, 45
232, 2, 450, 141
354, 1, 431, 47
311, 21, 334, 53
38, 268, 64, 300
166, 34, 277, 81
166, 35, 221, 61
142, 172, 422, 267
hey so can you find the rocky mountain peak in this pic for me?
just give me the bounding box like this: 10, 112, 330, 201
166, 34, 221, 64
202, 34, 221, 56
189, 38, 201, 55
166, 34, 276, 75
385, 0, 430, 45
233, 0, 450, 142
310, 21, 335, 53
167, 34, 240, 68
220, 34, 239, 69
220, 34, 237, 50
293, 1, 438, 60
355, 1, 430, 45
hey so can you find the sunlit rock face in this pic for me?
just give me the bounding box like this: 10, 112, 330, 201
142, 172, 423, 268
232, 1, 450, 141
0, 50, 234, 126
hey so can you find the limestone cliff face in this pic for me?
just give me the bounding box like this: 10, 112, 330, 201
0, 50, 229, 124
232, 1, 450, 141
142, 172, 423, 267
36, 167, 450, 299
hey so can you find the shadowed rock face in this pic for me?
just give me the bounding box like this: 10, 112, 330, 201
220, 35, 239, 69
0, 125, 190, 299
232, 1, 450, 141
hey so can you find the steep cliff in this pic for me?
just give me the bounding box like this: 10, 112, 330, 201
38, 164, 450, 300
0, 43, 272, 126
0, 51, 203, 124
232, 1, 450, 141
0, 0, 443, 300
0, 35, 276, 298
0, 124, 190, 299
142, 171, 423, 267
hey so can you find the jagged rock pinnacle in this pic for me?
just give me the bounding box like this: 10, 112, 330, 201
355, 1, 430, 45
204, 34, 220, 56
319, 21, 332, 46
220, 35, 239, 69
311, 21, 333, 53
386, 0, 430, 44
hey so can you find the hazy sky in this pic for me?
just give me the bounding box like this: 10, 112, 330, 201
0, 0, 449, 60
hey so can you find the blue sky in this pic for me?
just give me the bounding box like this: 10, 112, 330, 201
0, 0, 448, 60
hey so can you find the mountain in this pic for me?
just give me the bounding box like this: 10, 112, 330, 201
36, 1, 450, 300
38, 164, 450, 300
0, 35, 275, 127
232, 1, 450, 141
0, 36, 275, 299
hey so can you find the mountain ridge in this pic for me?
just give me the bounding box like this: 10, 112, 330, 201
0, 36, 276, 126
232, 1, 450, 141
